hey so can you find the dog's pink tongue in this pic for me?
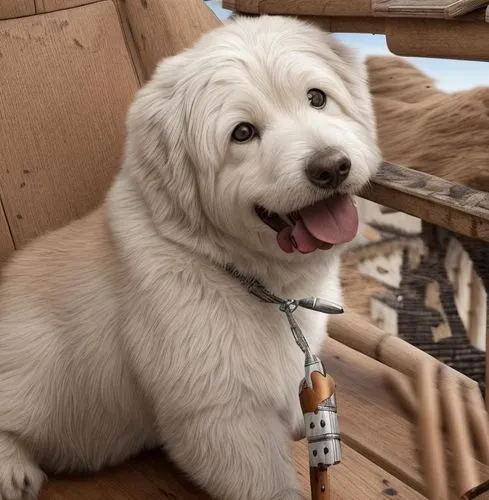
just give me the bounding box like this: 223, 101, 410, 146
300, 195, 359, 245
277, 195, 359, 254
277, 226, 294, 253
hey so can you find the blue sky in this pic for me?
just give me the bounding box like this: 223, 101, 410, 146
205, 1, 488, 92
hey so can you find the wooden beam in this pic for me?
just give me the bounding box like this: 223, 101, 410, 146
222, 0, 259, 13
385, 17, 489, 60
328, 312, 479, 389
302, 15, 386, 33
361, 163, 489, 242
227, 0, 372, 16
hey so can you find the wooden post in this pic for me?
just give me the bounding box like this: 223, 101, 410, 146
416, 361, 449, 499
440, 369, 479, 496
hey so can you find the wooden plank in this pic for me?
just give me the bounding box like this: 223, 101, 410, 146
39, 440, 422, 499
374, 0, 489, 18
329, 16, 386, 32
0, 2, 139, 248
304, 15, 386, 33
39, 449, 211, 499
242, 0, 372, 17
486, 3, 489, 19
385, 17, 489, 60
122, 0, 221, 80
222, 0, 259, 13
38, 0, 100, 13
0, 0, 35, 20
292, 441, 426, 499
361, 163, 489, 243
307, 12, 483, 34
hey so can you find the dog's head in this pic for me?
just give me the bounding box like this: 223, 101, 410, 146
126, 16, 381, 260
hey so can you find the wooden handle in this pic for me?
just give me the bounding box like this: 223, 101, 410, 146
310, 466, 330, 500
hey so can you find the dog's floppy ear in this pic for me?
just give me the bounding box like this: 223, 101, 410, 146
126, 54, 190, 166
123, 53, 206, 233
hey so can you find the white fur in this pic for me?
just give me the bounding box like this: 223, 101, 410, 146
0, 16, 380, 500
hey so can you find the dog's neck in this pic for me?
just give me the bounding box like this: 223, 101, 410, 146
115, 165, 338, 297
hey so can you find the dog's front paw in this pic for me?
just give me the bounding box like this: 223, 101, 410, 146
0, 460, 45, 500
0, 433, 45, 500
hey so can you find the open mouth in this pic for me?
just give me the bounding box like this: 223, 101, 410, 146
255, 194, 359, 254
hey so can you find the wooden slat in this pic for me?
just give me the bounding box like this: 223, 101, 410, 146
324, 343, 424, 493
0, 0, 35, 20
228, 0, 372, 16
311, 12, 488, 35
40, 449, 211, 500
385, 17, 489, 60
374, 0, 489, 18
222, 0, 259, 13
37, 0, 100, 13
292, 441, 425, 499
121, 0, 221, 80
329, 16, 386, 32
39, 441, 423, 499
361, 163, 489, 242
0, 2, 139, 248
304, 15, 387, 33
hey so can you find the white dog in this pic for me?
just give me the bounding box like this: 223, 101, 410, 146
0, 15, 380, 500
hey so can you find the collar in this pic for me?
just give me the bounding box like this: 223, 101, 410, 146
224, 264, 344, 315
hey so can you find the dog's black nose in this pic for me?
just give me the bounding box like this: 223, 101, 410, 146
305, 149, 351, 189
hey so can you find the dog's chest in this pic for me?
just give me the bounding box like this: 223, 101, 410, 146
232, 285, 331, 410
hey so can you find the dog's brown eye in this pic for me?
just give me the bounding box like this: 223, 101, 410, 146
231, 123, 256, 143
307, 89, 327, 109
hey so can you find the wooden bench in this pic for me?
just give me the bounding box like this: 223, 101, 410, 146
1, 0, 489, 498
